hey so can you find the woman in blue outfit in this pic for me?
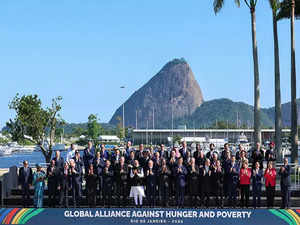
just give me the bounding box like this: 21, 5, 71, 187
33, 164, 46, 208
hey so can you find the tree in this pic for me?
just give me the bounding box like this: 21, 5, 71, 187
7, 94, 63, 163
213, 0, 262, 145
87, 114, 102, 146
277, 0, 299, 163
268, 0, 283, 161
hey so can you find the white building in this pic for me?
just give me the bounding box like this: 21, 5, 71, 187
98, 135, 120, 143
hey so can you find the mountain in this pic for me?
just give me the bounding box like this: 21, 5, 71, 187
109, 58, 204, 128
263, 99, 300, 127
169, 98, 274, 129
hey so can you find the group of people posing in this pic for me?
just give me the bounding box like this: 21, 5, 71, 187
18, 141, 292, 209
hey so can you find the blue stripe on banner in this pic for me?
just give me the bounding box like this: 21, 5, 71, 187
0, 209, 14, 224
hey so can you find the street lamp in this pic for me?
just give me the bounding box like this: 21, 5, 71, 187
120, 86, 125, 140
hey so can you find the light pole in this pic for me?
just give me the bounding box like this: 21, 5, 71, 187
120, 86, 125, 140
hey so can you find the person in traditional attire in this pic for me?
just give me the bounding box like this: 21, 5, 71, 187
130, 160, 145, 208
33, 164, 46, 208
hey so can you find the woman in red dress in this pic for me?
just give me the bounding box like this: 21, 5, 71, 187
264, 161, 277, 208
239, 159, 251, 208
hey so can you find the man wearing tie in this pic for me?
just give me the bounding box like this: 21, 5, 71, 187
228, 156, 240, 208
93, 151, 105, 205
59, 162, 70, 208
174, 157, 187, 208
279, 158, 291, 209
18, 160, 33, 207
83, 141, 95, 174
69, 159, 82, 207
179, 141, 190, 160
145, 160, 157, 207
102, 160, 114, 207
115, 156, 129, 207
53, 150, 64, 173
158, 159, 171, 207
47, 159, 60, 207
200, 159, 212, 208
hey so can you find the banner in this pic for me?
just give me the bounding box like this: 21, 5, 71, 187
0, 208, 300, 225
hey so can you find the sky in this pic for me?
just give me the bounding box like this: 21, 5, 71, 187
0, 0, 299, 128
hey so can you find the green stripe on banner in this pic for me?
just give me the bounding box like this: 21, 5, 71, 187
20, 209, 44, 225
18, 209, 35, 225
269, 210, 295, 225
279, 210, 298, 225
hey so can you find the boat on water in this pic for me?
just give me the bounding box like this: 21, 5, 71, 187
0, 146, 13, 156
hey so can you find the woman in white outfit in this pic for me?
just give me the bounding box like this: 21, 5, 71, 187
130, 160, 145, 207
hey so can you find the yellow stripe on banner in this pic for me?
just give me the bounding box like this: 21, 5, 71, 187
11, 209, 27, 224
287, 210, 300, 225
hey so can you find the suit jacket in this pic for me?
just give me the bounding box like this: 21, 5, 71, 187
252, 168, 263, 186
46, 165, 60, 185
102, 166, 114, 186
159, 150, 169, 159
158, 165, 171, 187
115, 163, 128, 182
211, 167, 224, 191
93, 157, 105, 178
145, 167, 157, 188
53, 157, 64, 171
83, 147, 95, 167
174, 165, 187, 187
179, 148, 190, 160
265, 149, 276, 162
228, 162, 240, 185
18, 167, 33, 186
69, 164, 82, 188
200, 166, 212, 192
279, 165, 291, 187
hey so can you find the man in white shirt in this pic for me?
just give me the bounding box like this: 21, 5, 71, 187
66, 143, 77, 163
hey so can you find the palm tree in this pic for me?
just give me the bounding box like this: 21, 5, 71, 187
277, 0, 299, 163
268, 0, 282, 161
213, 0, 261, 144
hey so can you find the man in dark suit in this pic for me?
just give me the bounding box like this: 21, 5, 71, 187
102, 160, 114, 207
53, 150, 64, 172
145, 160, 157, 207
93, 151, 105, 204
206, 143, 218, 160
18, 160, 33, 207
187, 158, 200, 207
85, 164, 98, 207
59, 162, 71, 208
69, 159, 82, 207
47, 159, 60, 207
199, 159, 212, 208
179, 141, 190, 160
174, 157, 187, 208
251, 142, 265, 169
159, 144, 169, 159
279, 158, 291, 209
158, 159, 171, 207
135, 144, 144, 162
99, 144, 109, 161
115, 156, 128, 207
83, 141, 95, 174
220, 143, 232, 163
227, 156, 240, 208
265, 142, 276, 164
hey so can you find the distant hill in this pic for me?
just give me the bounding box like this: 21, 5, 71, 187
263, 99, 300, 127
166, 98, 274, 129
109, 58, 204, 128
